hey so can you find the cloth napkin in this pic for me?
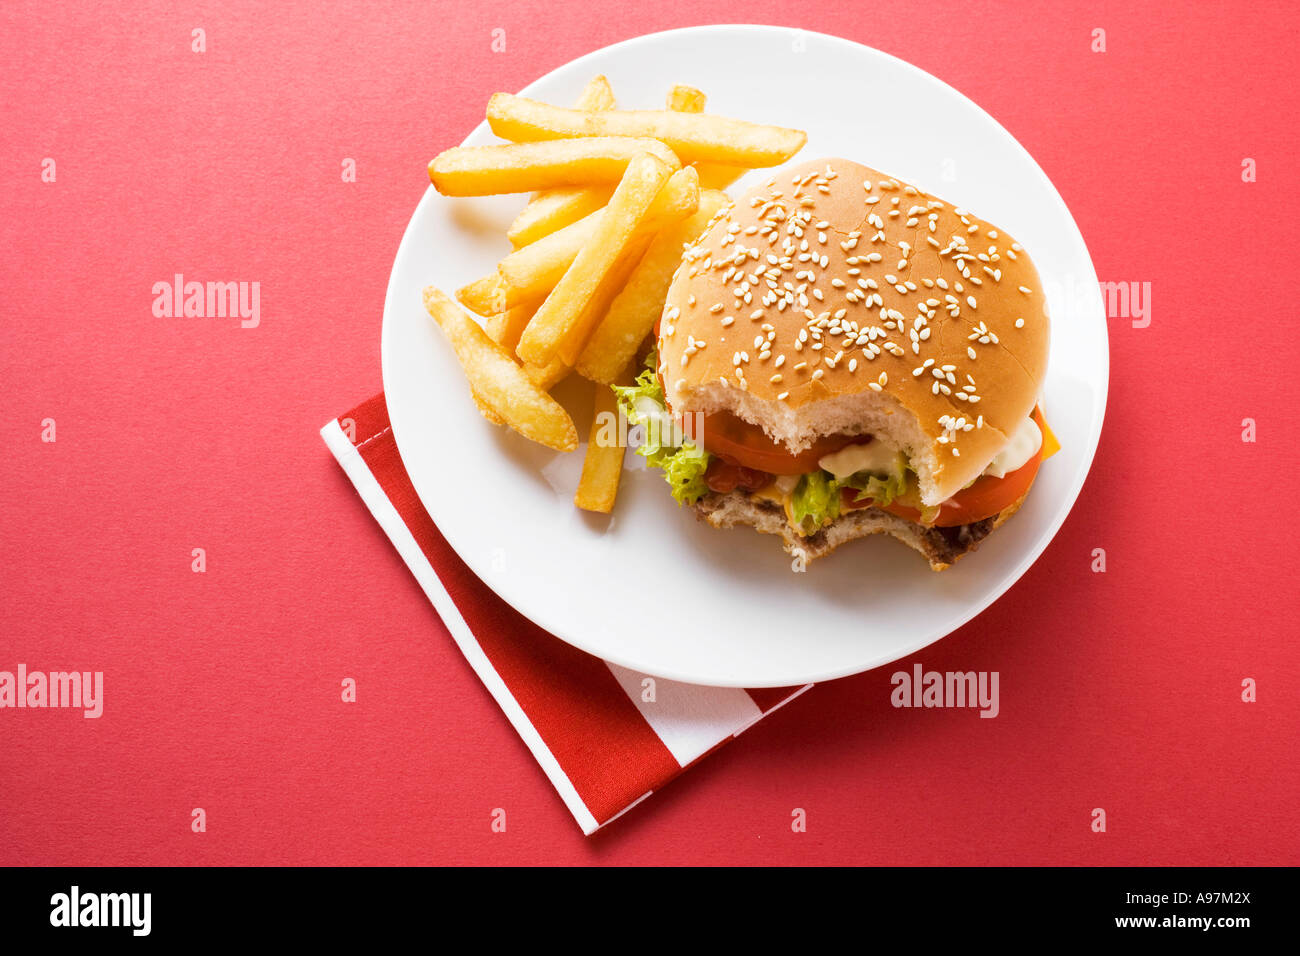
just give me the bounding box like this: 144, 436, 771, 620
321, 393, 812, 834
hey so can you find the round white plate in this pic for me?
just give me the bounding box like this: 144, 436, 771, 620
382, 25, 1108, 687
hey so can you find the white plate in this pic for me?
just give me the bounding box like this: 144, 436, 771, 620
382, 25, 1108, 688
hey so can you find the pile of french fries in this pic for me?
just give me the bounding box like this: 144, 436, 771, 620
422, 77, 806, 513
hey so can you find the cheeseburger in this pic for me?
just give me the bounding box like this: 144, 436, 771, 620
616, 157, 1057, 570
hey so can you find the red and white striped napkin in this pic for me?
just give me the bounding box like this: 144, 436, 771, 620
321, 394, 812, 834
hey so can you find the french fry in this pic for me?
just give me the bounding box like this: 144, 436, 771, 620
422, 287, 578, 452
573, 74, 615, 110
429, 137, 679, 196
561, 231, 650, 366
504, 184, 611, 248
666, 84, 707, 113
470, 389, 506, 425
485, 306, 572, 393
487, 93, 807, 167
486, 166, 699, 313
666, 85, 749, 191
456, 274, 507, 316
577, 188, 730, 384
573, 382, 626, 513
508, 185, 613, 249
516, 153, 672, 367
484, 303, 537, 353
524, 355, 571, 391
695, 165, 748, 190
509, 78, 618, 248
558, 232, 652, 366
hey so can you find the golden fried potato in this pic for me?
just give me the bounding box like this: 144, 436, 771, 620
487, 93, 806, 166
422, 287, 577, 451
509, 78, 619, 248
577, 189, 729, 384
429, 137, 679, 196
516, 153, 672, 368
574, 382, 626, 513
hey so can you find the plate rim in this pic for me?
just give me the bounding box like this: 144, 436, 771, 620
381, 23, 1110, 687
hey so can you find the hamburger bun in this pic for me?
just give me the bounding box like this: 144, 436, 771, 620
695, 479, 1034, 571
657, 157, 1049, 506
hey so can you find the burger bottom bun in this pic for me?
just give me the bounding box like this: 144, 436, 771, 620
692, 486, 1030, 572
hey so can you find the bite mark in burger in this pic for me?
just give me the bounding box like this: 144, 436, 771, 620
615, 158, 1059, 570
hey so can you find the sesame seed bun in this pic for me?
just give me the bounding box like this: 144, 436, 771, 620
657, 158, 1049, 506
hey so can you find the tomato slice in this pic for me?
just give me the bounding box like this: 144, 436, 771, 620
655, 352, 866, 474
682, 409, 867, 475
844, 407, 1048, 526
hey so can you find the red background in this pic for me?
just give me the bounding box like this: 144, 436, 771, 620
3, 0, 1297, 865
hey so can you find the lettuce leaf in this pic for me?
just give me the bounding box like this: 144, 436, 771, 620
790, 471, 842, 533
839, 450, 909, 509
644, 440, 711, 505
792, 451, 910, 533
611, 355, 665, 419
612, 350, 712, 506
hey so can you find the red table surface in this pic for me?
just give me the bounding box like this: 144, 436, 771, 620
3, 0, 1297, 866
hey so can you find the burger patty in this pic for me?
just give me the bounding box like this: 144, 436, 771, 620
692, 489, 1015, 571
